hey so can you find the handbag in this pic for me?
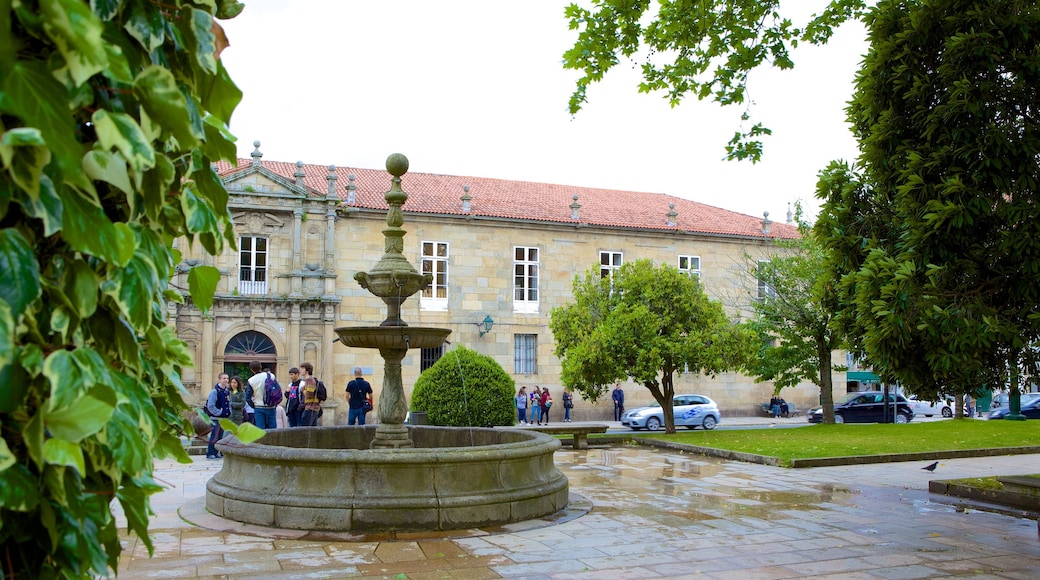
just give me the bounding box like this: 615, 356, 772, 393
363, 399, 373, 412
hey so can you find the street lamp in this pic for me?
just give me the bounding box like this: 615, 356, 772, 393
477, 315, 494, 337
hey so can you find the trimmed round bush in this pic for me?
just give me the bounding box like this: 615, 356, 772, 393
411, 346, 516, 426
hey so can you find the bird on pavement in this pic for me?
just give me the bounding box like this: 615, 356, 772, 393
922, 461, 938, 472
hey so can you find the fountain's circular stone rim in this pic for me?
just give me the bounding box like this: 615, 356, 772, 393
206, 425, 569, 532
333, 326, 451, 349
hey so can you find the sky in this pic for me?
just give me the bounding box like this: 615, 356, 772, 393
219, 1, 867, 221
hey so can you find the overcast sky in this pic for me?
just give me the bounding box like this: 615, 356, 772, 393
220, 1, 866, 221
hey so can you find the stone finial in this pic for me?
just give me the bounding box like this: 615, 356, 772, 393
251, 140, 262, 166
346, 174, 357, 204
667, 202, 678, 227
327, 165, 338, 198
570, 195, 581, 220
762, 211, 772, 235
786, 202, 794, 225
461, 185, 472, 213
294, 161, 306, 187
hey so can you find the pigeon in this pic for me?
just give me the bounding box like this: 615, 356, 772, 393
922, 461, 938, 472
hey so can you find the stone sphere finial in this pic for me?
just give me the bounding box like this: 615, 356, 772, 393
386, 153, 409, 177
253, 140, 260, 148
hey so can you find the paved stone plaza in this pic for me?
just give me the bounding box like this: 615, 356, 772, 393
115, 434, 1040, 579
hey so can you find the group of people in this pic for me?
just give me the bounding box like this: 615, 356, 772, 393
204, 361, 374, 459
515, 386, 575, 424
769, 396, 790, 418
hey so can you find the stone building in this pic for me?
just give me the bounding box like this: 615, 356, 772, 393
172, 143, 835, 422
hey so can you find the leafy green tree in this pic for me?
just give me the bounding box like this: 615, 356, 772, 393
747, 208, 844, 422
411, 346, 516, 427
563, 0, 867, 161
0, 1, 253, 577
550, 259, 756, 433
815, 0, 1040, 416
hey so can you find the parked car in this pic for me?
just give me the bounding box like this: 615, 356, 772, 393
621, 394, 720, 431
988, 394, 1040, 419
807, 391, 914, 424
906, 395, 954, 418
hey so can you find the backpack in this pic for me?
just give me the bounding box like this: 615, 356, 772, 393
286, 381, 300, 413
263, 372, 283, 407
315, 379, 327, 402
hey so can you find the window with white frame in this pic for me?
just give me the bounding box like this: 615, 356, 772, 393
239, 236, 268, 295
513, 246, 539, 313
420, 241, 449, 310
599, 250, 622, 281
757, 260, 776, 301
678, 255, 701, 278
514, 334, 537, 374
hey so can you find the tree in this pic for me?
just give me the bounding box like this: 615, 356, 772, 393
550, 259, 757, 433
563, 0, 867, 161
747, 207, 844, 422
411, 346, 516, 427
815, 0, 1040, 416
0, 1, 252, 577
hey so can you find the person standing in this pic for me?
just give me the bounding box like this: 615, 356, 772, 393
205, 373, 231, 459
299, 362, 326, 424
515, 386, 529, 425
346, 367, 373, 426
300, 377, 320, 426
539, 387, 552, 425
612, 383, 625, 421
247, 360, 280, 429
530, 386, 542, 425
229, 376, 246, 426
562, 388, 574, 422
285, 367, 303, 427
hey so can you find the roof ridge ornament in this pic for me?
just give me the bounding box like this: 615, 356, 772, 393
570, 194, 581, 221
761, 211, 772, 235
294, 161, 305, 187
667, 202, 678, 227
461, 185, 472, 213
327, 165, 338, 199
251, 140, 262, 166
346, 174, 357, 204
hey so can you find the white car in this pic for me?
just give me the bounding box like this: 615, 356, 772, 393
906, 395, 954, 418
621, 394, 720, 431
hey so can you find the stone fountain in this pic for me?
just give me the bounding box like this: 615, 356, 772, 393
205, 154, 568, 532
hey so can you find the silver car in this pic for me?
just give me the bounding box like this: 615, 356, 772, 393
621, 394, 720, 431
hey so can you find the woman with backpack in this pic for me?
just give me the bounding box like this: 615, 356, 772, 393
539, 387, 552, 425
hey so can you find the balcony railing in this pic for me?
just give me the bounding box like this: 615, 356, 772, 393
237, 280, 268, 295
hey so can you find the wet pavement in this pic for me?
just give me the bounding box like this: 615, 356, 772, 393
115, 424, 1040, 579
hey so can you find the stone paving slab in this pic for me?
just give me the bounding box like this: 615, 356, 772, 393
112, 446, 1040, 579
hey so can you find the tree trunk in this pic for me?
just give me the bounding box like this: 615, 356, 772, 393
661, 371, 676, 433
817, 338, 835, 423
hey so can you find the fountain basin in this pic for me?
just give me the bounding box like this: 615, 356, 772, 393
334, 326, 451, 349
206, 426, 568, 532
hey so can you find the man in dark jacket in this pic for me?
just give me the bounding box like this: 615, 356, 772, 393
205, 373, 231, 459
346, 367, 373, 425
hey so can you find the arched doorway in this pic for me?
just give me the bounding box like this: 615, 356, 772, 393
224, 330, 277, 380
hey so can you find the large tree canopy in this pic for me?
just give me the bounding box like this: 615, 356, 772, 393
0, 1, 251, 576
815, 0, 1040, 407
563, 0, 868, 161
550, 259, 756, 433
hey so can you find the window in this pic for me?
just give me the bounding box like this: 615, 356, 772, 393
239, 236, 268, 294
514, 246, 539, 313
599, 250, 622, 280
514, 334, 537, 374
421, 241, 449, 310
678, 255, 701, 278
757, 260, 775, 301
420, 346, 444, 372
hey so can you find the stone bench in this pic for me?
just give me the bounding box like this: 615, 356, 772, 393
522, 424, 609, 450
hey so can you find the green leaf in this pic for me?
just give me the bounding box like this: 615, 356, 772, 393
0, 126, 51, 195
180, 184, 219, 235
141, 154, 175, 222
43, 438, 86, 475
105, 406, 150, 474
82, 149, 132, 195
46, 394, 115, 443
134, 66, 199, 148
0, 432, 14, 473
22, 174, 63, 236
0, 228, 42, 319
44, 350, 88, 410
221, 420, 266, 444
107, 254, 158, 331
91, 110, 156, 173
0, 463, 40, 511
183, 7, 217, 75
123, 0, 165, 51
40, 0, 108, 85
116, 477, 162, 555
196, 60, 242, 127
61, 187, 134, 267
65, 259, 99, 318
187, 265, 219, 312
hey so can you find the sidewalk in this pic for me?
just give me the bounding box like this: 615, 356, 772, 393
115, 437, 1040, 578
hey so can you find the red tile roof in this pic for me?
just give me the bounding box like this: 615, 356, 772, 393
214, 157, 797, 240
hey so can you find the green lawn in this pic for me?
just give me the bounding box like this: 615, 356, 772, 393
624, 420, 1040, 462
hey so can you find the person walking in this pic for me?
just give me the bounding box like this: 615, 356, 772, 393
346, 367, 373, 426
515, 386, 528, 425
562, 388, 574, 422
530, 386, 542, 425
612, 383, 625, 421
228, 376, 246, 426
539, 388, 552, 425
247, 360, 281, 429
205, 373, 231, 459
300, 377, 320, 426
285, 367, 303, 427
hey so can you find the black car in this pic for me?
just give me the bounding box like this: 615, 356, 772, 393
987, 394, 1040, 419
807, 391, 915, 424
